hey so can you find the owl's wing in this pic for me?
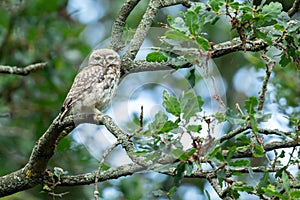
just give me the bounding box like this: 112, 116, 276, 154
59, 64, 112, 123
62, 66, 95, 110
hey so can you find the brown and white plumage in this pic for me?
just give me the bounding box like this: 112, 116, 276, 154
59, 49, 121, 122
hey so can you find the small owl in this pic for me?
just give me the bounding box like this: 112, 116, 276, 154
59, 49, 121, 122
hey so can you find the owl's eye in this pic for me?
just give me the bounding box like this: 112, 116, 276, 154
94, 56, 101, 61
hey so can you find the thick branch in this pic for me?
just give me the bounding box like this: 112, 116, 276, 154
122, 0, 190, 62
212, 38, 268, 58
110, 0, 141, 51
121, 38, 268, 75
61, 163, 145, 186
0, 114, 97, 197
0, 62, 47, 76
59, 163, 282, 187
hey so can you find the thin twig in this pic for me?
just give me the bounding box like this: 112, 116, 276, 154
0, 62, 47, 75
48, 191, 70, 198
95, 113, 150, 166
219, 125, 250, 143
94, 142, 120, 200
258, 54, 274, 111
288, 0, 300, 17
219, 126, 291, 143
139, 105, 143, 128
211, 76, 226, 110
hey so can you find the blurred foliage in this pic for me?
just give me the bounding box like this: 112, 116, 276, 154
0, 0, 299, 199
0, 0, 92, 199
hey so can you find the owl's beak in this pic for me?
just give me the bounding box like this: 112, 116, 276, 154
103, 60, 107, 66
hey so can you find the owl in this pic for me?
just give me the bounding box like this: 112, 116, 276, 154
59, 49, 121, 123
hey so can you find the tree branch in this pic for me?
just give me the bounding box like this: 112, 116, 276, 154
95, 113, 152, 166
122, 0, 190, 63
0, 114, 99, 197
288, 0, 300, 17
219, 125, 292, 143
60, 163, 145, 186
94, 142, 120, 200
212, 38, 268, 58
0, 62, 47, 76
258, 54, 275, 111
110, 0, 141, 51
57, 158, 286, 188
121, 38, 268, 75
233, 139, 298, 158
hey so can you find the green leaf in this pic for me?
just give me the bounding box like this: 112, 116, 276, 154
275, 166, 288, 178
252, 144, 264, 157
262, 186, 287, 199
196, 37, 210, 50
174, 162, 186, 186
253, 28, 272, 45
184, 10, 204, 35
167, 16, 189, 32
261, 2, 283, 22
234, 186, 254, 193
279, 53, 291, 67
290, 190, 300, 198
257, 172, 270, 194
241, 12, 253, 22
173, 148, 196, 161
229, 159, 250, 167
214, 112, 226, 122
148, 111, 168, 134
249, 115, 258, 132
146, 52, 168, 62
235, 133, 251, 146
165, 30, 191, 41
282, 171, 291, 193
245, 96, 258, 114
209, 0, 224, 12
172, 148, 186, 160
229, 2, 242, 10
225, 108, 246, 125
187, 68, 196, 87
162, 90, 181, 116
159, 120, 179, 133
274, 24, 285, 31
226, 146, 236, 161
187, 125, 202, 132
168, 186, 177, 198
180, 91, 203, 120
254, 111, 272, 123
207, 145, 224, 161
